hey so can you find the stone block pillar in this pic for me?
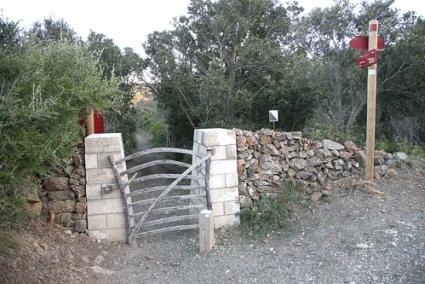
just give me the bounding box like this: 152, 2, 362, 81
85, 133, 130, 242
193, 128, 240, 228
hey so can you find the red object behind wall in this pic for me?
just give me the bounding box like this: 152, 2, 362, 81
80, 110, 105, 135
93, 111, 104, 133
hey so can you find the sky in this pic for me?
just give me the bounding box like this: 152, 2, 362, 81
1, 0, 424, 55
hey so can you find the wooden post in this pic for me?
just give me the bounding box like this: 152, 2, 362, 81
87, 110, 95, 135
199, 209, 215, 253
365, 20, 378, 181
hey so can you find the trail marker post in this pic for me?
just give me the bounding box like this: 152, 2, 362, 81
365, 20, 378, 181
269, 110, 279, 131
350, 20, 383, 181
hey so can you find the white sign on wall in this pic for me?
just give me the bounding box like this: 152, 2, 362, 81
268, 110, 279, 122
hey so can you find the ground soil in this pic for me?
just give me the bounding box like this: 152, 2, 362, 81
2, 161, 424, 283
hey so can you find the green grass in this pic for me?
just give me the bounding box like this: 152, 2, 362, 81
240, 181, 310, 237
0, 231, 19, 258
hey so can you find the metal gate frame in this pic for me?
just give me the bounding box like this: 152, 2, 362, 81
109, 148, 211, 243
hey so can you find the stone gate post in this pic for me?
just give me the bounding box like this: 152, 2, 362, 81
84, 133, 130, 242
192, 128, 240, 228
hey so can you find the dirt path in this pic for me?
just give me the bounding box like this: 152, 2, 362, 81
2, 163, 424, 283
96, 164, 425, 284
134, 128, 152, 151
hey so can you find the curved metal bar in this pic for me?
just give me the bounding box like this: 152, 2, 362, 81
131, 194, 205, 206
141, 214, 199, 228
126, 185, 198, 198
132, 174, 195, 184
120, 159, 191, 176
135, 224, 199, 237
131, 204, 205, 217
115, 147, 196, 163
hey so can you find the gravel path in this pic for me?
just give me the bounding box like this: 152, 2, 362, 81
94, 163, 425, 284
134, 128, 151, 151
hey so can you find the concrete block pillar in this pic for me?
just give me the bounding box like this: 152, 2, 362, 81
85, 133, 130, 242
193, 128, 240, 228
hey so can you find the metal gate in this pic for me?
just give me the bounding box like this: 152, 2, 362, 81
109, 148, 211, 242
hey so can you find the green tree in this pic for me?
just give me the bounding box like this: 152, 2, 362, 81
301, 0, 423, 142
87, 31, 122, 78
87, 31, 147, 151
299, 0, 367, 131
0, 17, 21, 50
145, 0, 315, 146
28, 17, 79, 43
377, 18, 425, 143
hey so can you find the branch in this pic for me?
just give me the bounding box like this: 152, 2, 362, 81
175, 90, 196, 129
177, 86, 195, 110
378, 62, 414, 90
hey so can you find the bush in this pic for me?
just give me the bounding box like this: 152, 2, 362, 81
240, 181, 309, 236
105, 92, 138, 152
304, 121, 365, 147
377, 136, 425, 158
0, 41, 122, 255
136, 103, 169, 147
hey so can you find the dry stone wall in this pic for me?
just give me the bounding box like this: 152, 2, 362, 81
41, 145, 87, 232
235, 129, 398, 205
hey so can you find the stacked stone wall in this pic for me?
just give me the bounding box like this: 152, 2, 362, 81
41, 145, 87, 232
235, 129, 398, 205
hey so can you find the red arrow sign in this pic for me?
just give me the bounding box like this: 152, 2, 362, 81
350, 36, 368, 49
350, 36, 385, 51
356, 49, 378, 68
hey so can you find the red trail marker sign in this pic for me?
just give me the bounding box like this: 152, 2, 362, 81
350, 36, 385, 51
356, 49, 378, 68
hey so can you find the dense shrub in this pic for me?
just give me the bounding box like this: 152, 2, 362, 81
304, 120, 366, 147
376, 137, 425, 158
0, 41, 122, 253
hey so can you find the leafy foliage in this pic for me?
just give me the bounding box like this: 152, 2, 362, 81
145, 0, 317, 146
304, 121, 366, 147
145, 0, 424, 148
87, 31, 147, 151
299, 0, 425, 145
0, 18, 123, 248
27, 17, 79, 43
0, 17, 21, 50
377, 18, 425, 144
377, 137, 425, 158
136, 102, 169, 147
